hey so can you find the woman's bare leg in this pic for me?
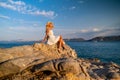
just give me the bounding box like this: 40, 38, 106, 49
57, 35, 66, 52
58, 36, 62, 49
57, 41, 61, 52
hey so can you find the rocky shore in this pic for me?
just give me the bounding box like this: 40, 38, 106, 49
0, 43, 120, 80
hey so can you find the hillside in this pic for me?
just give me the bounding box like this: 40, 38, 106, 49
64, 38, 85, 42
88, 35, 120, 42
64, 35, 120, 42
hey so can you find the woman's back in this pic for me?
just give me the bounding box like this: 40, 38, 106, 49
48, 30, 54, 37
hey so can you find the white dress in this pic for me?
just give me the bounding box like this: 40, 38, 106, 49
47, 30, 60, 45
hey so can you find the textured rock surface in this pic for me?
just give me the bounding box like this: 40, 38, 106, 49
0, 43, 120, 80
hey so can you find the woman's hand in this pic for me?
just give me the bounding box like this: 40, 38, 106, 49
41, 40, 46, 43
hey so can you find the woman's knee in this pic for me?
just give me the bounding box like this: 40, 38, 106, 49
60, 35, 63, 39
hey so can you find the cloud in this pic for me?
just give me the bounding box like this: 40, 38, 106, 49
54, 28, 101, 38
69, 6, 76, 10
92, 28, 100, 32
60, 28, 120, 39
0, 0, 56, 18
8, 0, 25, 5
39, 0, 44, 3
33, 23, 38, 27
29, 10, 56, 18
0, 2, 16, 10
0, 14, 10, 19
8, 26, 44, 31
5, 26, 45, 41
0, 26, 45, 41
9, 26, 27, 31
94, 28, 120, 37
78, 0, 85, 4
70, 28, 100, 33
81, 29, 88, 33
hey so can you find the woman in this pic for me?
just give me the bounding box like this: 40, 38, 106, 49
42, 22, 66, 52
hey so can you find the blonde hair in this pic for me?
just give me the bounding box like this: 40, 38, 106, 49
46, 22, 54, 29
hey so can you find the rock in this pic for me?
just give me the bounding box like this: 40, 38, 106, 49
0, 45, 34, 63
0, 61, 20, 78
33, 43, 77, 58
29, 58, 90, 80
107, 72, 120, 79
31, 58, 80, 74
0, 43, 120, 80
88, 61, 120, 80
0, 43, 78, 79
10, 58, 90, 80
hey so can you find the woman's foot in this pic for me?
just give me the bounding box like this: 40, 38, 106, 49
63, 41, 65, 44
62, 44, 67, 50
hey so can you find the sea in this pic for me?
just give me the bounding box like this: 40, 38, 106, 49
0, 41, 120, 65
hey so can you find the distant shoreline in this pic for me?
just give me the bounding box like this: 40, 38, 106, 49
0, 35, 120, 42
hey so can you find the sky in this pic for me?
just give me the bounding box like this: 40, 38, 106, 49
0, 0, 120, 41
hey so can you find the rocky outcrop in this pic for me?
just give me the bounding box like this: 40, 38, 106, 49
0, 43, 120, 80
78, 58, 120, 80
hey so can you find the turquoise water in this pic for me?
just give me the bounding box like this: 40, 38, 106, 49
0, 41, 120, 64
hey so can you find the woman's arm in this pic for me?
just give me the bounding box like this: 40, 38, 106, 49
42, 34, 47, 42
42, 29, 49, 43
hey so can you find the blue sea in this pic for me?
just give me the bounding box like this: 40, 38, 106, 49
0, 41, 120, 64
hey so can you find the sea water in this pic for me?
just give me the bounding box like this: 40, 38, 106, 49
0, 41, 120, 64
67, 41, 120, 64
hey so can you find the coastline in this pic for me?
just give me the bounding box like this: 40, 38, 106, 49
0, 43, 120, 80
